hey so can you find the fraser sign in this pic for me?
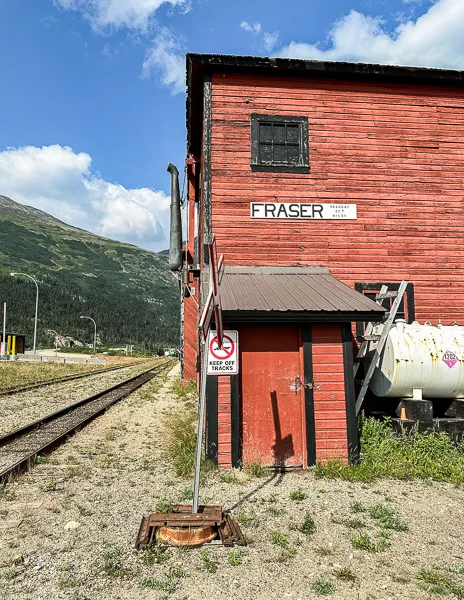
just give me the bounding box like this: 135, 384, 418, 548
250, 202, 357, 220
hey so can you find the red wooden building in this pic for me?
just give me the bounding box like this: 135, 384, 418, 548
178, 54, 464, 469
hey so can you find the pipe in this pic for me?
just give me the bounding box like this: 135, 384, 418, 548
167, 163, 182, 272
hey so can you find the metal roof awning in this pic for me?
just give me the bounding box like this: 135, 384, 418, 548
216, 266, 386, 323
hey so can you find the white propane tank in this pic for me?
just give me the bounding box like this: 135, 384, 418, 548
369, 322, 464, 398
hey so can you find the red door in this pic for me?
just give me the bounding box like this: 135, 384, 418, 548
240, 326, 306, 467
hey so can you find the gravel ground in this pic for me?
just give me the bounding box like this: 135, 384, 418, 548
0, 364, 463, 600
0, 361, 158, 436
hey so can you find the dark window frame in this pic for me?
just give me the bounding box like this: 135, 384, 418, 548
251, 114, 309, 173
354, 282, 415, 340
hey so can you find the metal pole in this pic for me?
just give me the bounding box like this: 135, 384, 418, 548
10, 273, 39, 354
1, 302, 6, 357
80, 316, 97, 355
192, 340, 208, 513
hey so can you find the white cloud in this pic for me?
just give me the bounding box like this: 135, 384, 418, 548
142, 28, 185, 95
275, 0, 464, 69
240, 21, 261, 34
240, 20, 279, 53
0, 145, 170, 251
55, 0, 188, 31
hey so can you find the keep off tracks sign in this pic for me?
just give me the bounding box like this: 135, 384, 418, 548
207, 330, 239, 375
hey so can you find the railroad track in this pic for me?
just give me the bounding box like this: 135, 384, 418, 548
0, 360, 156, 397
0, 359, 176, 484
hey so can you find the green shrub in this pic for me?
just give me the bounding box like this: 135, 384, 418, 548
298, 512, 316, 536
243, 459, 267, 478
315, 415, 464, 484
289, 488, 307, 502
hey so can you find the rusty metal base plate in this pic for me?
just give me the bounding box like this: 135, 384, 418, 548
135, 504, 246, 549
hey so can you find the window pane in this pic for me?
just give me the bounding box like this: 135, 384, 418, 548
259, 143, 273, 163
273, 144, 286, 163
273, 124, 286, 145
286, 145, 300, 165
259, 123, 272, 143
286, 124, 299, 144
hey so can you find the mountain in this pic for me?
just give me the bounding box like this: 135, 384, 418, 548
0, 196, 180, 350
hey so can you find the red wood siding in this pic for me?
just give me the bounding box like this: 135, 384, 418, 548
183, 283, 198, 382
209, 73, 464, 323
312, 324, 348, 461
217, 376, 232, 467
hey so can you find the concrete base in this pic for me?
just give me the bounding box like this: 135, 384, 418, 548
392, 418, 464, 442
394, 399, 433, 421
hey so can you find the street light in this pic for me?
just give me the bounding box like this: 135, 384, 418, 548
80, 316, 97, 355
11, 272, 39, 355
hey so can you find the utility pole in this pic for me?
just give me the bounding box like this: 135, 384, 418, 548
1, 302, 6, 357
80, 316, 97, 355
11, 273, 39, 354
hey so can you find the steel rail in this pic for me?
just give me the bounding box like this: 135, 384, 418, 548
0, 360, 156, 397
0, 359, 175, 483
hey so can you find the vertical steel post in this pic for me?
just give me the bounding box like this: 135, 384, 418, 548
192, 341, 208, 513
1, 302, 6, 357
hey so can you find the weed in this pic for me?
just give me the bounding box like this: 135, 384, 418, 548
7, 541, 18, 549
350, 501, 365, 513
236, 510, 260, 528
77, 505, 92, 517
266, 506, 285, 517
39, 479, 57, 492
218, 470, 239, 484
334, 567, 357, 582
312, 578, 335, 596
315, 415, 464, 484
350, 532, 389, 553
314, 546, 334, 557
331, 515, 365, 529
178, 487, 192, 502
369, 503, 408, 532
289, 488, 307, 502
271, 531, 296, 560
141, 545, 172, 565
227, 549, 248, 566
104, 431, 117, 441
155, 499, 173, 513
57, 576, 78, 589
243, 459, 267, 478
201, 549, 218, 573
171, 377, 197, 400
101, 546, 126, 578
298, 512, 316, 536
417, 568, 464, 598
3, 568, 18, 580
35, 455, 49, 464
140, 566, 185, 592
162, 407, 216, 478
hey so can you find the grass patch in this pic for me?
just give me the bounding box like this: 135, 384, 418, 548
312, 578, 335, 596
350, 501, 365, 513
368, 503, 408, 532
141, 545, 172, 565
140, 566, 185, 591
39, 479, 58, 492
243, 459, 267, 478
350, 532, 389, 553
227, 548, 248, 566
314, 546, 334, 557
417, 568, 464, 598
236, 509, 260, 528
162, 406, 216, 478
298, 512, 316, 536
201, 549, 218, 573
315, 415, 464, 484
331, 516, 366, 529
155, 499, 173, 513
218, 470, 239, 484
289, 488, 307, 502
100, 547, 127, 578
271, 531, 296, 561
171, 377, 197, 400
334, 567, 357, 582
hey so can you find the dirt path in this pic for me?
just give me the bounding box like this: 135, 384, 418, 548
0, 365, 463, 600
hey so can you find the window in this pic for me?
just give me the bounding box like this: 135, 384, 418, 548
354, 282, 415, 340
251, 114, 309, 173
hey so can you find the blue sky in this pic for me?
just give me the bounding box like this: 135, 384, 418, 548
0, 0, 462, 251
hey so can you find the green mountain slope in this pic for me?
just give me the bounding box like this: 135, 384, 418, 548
0, 196, 180, 350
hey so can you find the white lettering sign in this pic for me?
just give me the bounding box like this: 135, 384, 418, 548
250, 202, 357, 220
207, 330, 239, 375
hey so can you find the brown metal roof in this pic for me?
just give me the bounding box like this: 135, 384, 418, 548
216, 266, 386, 323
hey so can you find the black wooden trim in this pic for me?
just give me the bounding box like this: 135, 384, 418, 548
303, 327, 316, 466
230, 374, 240, 468
222, 310, 385, 324
202, 74, 212, 265
205, 375, 218, 462
354, 282, 415, 338
342, 323, 359, 464
251, 164, 310, 173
